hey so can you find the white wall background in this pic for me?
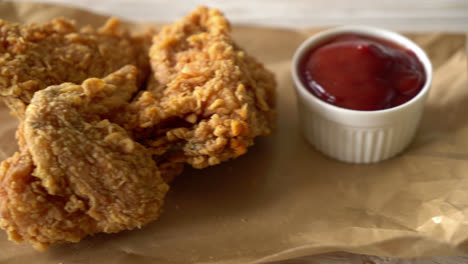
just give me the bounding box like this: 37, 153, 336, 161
10, 0, 468, 32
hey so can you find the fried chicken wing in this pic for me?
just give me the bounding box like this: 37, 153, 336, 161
0, 17, 150, 119
0, 66, 169, 250
129, 7, 276, 169
0, 6, 277, 250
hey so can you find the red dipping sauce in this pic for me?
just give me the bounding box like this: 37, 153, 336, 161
299, 34, 426, 111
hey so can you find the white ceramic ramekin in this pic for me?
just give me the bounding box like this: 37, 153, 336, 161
291, 26, 433, 163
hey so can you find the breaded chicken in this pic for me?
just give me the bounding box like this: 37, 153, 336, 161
0, 17, 151, 119
0, 66, 169, 250
129, 7, 276, 169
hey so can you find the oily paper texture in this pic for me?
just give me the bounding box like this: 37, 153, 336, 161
0, 2, 467, 263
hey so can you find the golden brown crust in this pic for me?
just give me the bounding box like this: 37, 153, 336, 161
0, 17, 150, 119
0, 6, 277, 250
0, 152, 97, 251
129, 6, 276, 169
0, 66, 168, 250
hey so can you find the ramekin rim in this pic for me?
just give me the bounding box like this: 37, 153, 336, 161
291, 25, 433, 117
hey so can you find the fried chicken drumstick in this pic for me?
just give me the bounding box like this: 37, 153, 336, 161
0, 66, 169, 250
0, 17, 150, 119
129, 7, 276, 170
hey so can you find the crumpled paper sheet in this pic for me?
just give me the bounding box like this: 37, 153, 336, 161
0, 2, 468, 264
281, 252, 468, 264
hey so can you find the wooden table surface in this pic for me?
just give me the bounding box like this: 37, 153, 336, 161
5, 0, 468, 263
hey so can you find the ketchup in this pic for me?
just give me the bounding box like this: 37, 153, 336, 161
299, 34, 426, 111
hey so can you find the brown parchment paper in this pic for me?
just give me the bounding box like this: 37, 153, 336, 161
1, 2, 468, 263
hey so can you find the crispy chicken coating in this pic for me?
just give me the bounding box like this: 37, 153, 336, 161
129, 7, 276, 169
0, 66, 169, 250
0, 5, 277, 250
0, 17, 150, 119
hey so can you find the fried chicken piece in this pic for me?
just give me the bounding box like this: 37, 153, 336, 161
129, 7, 276, 169
0, 66, 169, 250
0, 17, 151, 119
